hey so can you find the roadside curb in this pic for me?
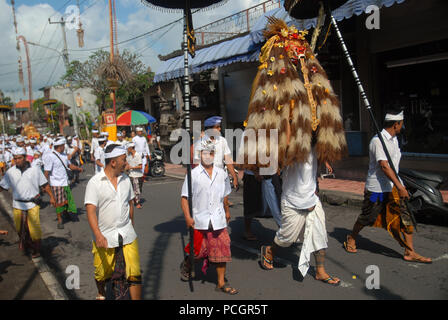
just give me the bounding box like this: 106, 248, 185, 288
0, 191, 69, 300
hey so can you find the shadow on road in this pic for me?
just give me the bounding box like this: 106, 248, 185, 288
142, 216, 185, 299
329, 227, 402, 259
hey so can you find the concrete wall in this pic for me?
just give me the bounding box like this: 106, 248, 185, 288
49, 86, 99, 120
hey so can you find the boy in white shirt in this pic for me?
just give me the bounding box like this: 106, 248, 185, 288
180, 139, 237, 295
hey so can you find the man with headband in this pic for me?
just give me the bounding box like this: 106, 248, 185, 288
85, 144, 142, 300
0, 147, 56, 258
344, 108, 431, 263
44, 138, 83, 229
180, 139, 237, 295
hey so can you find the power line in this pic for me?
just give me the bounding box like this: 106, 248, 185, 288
68, 10, 197, 52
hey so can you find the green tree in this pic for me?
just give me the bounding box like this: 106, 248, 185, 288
61, 49, 154, 115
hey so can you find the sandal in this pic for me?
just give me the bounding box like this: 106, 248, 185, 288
318, 276, 341, 286
403, 255, 432, 264
215, 284, 238, 295
95, 295, 106, 300
260, 245, 273, 270
343, 235, 357, 253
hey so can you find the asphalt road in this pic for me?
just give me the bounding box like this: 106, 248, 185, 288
36, 164, 448, 300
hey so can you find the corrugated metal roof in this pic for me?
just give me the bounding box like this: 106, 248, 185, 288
154, 0, 406, 83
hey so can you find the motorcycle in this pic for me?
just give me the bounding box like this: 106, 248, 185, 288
149, 149, 165, 177
83, 142, 91, 163
399, 168, 448, 223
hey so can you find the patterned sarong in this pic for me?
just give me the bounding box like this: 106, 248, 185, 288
52, 186, 77, 214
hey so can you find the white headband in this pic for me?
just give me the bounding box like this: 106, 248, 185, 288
104, 145, 127, 159
54, 138, 66, 146
385, 111, 404, 121
13, 147, 27, 156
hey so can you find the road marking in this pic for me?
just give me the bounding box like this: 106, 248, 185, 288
0, 191, 68, 300
433, 253, 448, 262
147, 180, 182, 186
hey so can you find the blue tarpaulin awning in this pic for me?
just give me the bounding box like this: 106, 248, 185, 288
153, 0, 406, 83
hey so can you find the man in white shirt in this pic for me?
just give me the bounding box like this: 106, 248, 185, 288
259, 141, 341, 286
193, 116, 239, 190
126, 143, 143, 209
180, 139, 237, 295
94, 138, 107, 174
116, 133, 127, 146
345, 109, 431, 263
90, 129, 100, 163
132, 127, 150, 176
0, 147, 56, 258
44, 138, 83, 229
85, 144, 142, 300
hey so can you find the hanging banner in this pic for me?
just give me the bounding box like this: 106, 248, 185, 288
185, 0, 196, 58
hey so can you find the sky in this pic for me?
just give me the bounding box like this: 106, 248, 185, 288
0, 0, 263, 102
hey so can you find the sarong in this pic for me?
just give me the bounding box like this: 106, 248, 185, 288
52, 186, 77, 214
372, 187, 414, 250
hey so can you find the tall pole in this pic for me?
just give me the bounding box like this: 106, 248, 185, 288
108, 0, 117, 117
49, 17, 80, 136
183, 10, 195, 281
16, 36, 32, 116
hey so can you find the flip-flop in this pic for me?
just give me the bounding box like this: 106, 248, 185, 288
95, 295, 106, 300
260, 246, 273, 270
215, 284, 238, 295
318, 276, 341, 286
343, 236, 357, 253
403, 256, 432, 264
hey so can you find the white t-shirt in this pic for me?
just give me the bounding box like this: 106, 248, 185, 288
132, 135, 150, 156
0, 164, 48, 210
44, 151, 70, 187
281, 149, 318, 210
94, 146, 105, 173
90, 137, 99, 156
181, 165, 232, 230
126, 153, 143, 178
365, 129, 402, 193
193, 135, 231, 169
84, 171, 136, 248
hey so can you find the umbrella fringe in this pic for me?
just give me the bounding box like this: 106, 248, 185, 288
140, 0, 229, 13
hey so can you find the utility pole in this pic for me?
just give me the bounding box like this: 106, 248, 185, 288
49, 17, 79, 137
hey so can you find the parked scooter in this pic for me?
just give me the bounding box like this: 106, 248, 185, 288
149, 149, 165, 177
399, 168, 448, 222
83, 142, 91, 163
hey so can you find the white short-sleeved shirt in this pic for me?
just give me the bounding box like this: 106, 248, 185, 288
365, 129, 402, 193
193, 135, 231, 169
94, 147, 105, 173
181, 165, 232, 230
90, 137, 99, 155
132, 135, 150, 156
84, 171, 136, 248
126, 153, 143, 178
44, 151, 70, 187
0, 164, 48, 210
281, 149, 318, 210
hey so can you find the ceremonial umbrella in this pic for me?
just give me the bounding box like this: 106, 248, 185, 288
136, 111, 157, 124
116, 110, 150, 126
284, 0, 417, 228
142, 0, 229, 285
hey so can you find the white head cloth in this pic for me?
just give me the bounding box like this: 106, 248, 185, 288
385, 111, 404, 121
198, 139, 216, 152
13, 147, 27, 156
127, 142, 135, 148
136, 127, 143, 131
105, 145, 127, 159
53, 138, 66, 146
